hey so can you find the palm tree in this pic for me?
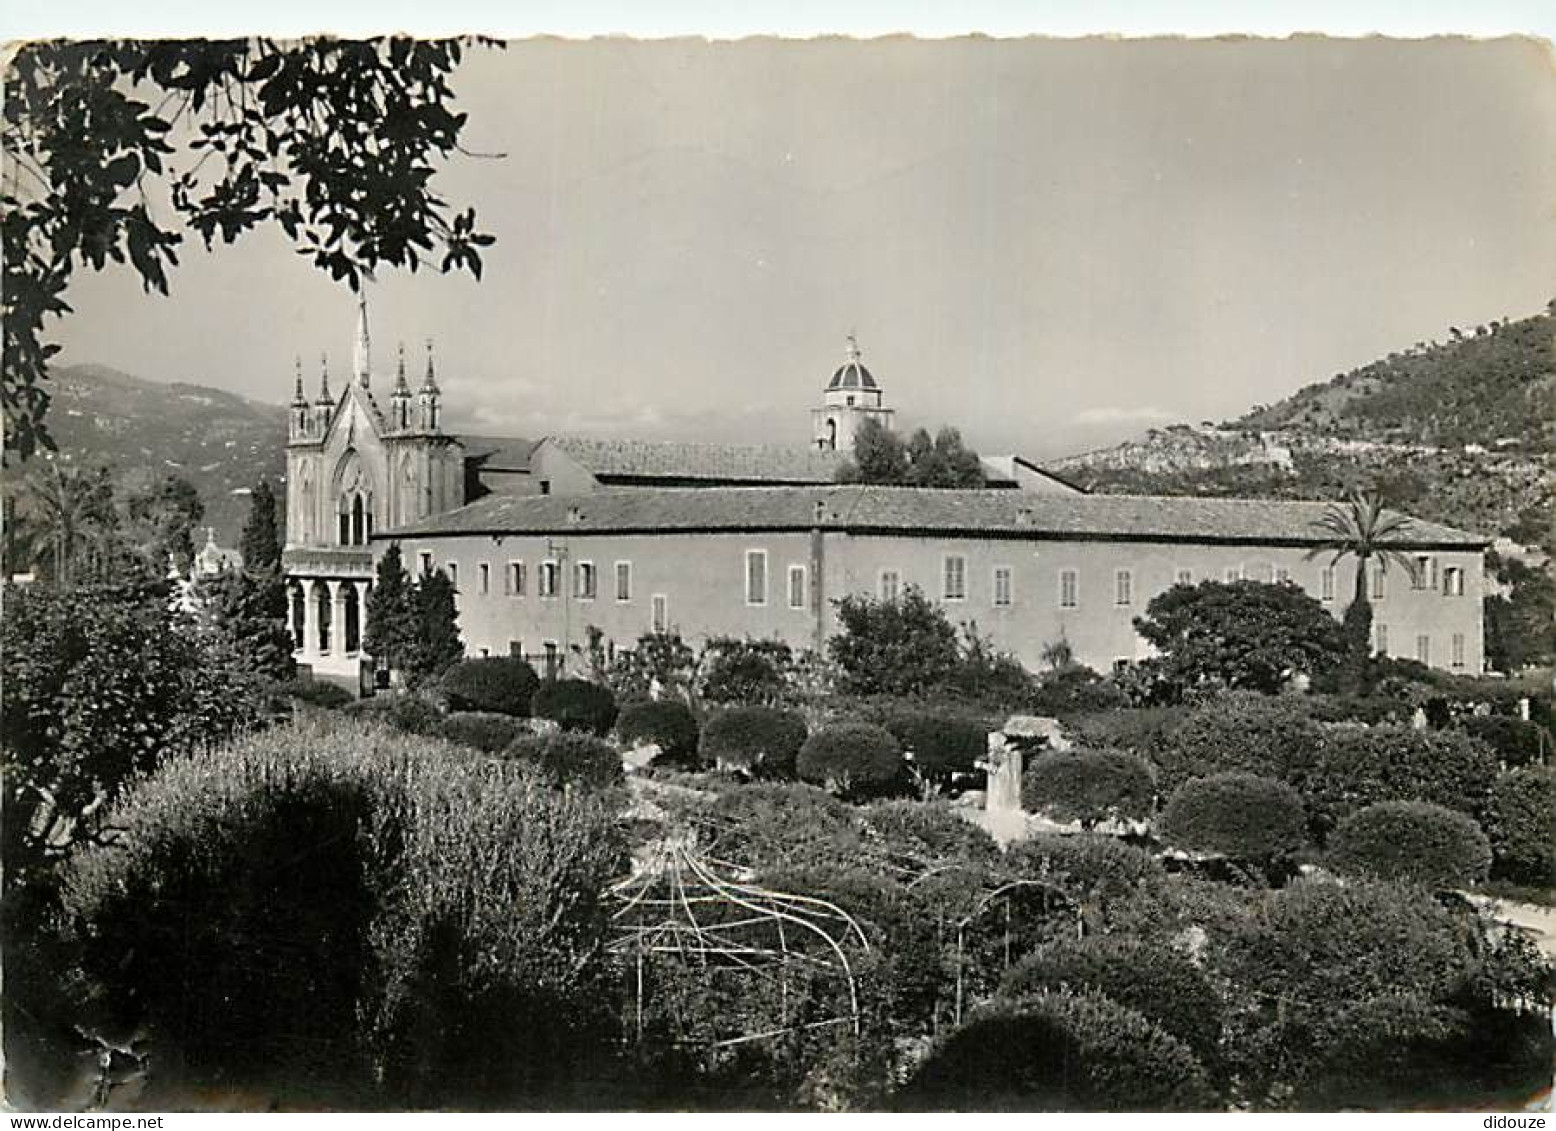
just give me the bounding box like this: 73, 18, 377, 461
1307, 492, 1416, 669
19, 459, 120, 585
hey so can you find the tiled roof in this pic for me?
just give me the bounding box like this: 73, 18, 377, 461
459, 435, 536, 471
547, 436, 848, 483
380, 485, 1488, 548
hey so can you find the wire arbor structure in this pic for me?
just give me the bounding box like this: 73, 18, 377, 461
608, 830, 872, 1056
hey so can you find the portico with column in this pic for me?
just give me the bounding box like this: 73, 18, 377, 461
282, 293, 465, 686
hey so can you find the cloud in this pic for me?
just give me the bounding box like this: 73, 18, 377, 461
1070, 405, 1182, 427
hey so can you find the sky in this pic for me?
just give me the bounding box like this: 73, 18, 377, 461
20, 9, 1556, 459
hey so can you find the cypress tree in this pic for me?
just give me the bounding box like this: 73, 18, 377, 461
205, 481, 294, 681
363, 543, 416, 672
406, 566, 464, 686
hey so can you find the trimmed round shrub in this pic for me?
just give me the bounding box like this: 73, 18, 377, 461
58, 715, 625, 1104
1328, 801, 1492, 890
502, 732, 623, 791
283, 678, 354, 709
1488, 766, 1556, 884
1459, 715, 1551, 768
1021, 747, 1155, 829
698, 705, 808, 777
1158, 772, 1306, 861
873, 709, 986, 785
904, 991, 1217, 1111
439, 656, 539, 717
1154, 692, 1324, 797
1301, 725, 1499, 842
796, 722, 904, 799
530, 678, 618, 736
438, 710, 530, 754
1000, 935, 1223, 1065
615, 699, 700, 763
704, 782, 866, 871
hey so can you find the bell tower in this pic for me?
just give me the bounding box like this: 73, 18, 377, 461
812, 334, 894, 452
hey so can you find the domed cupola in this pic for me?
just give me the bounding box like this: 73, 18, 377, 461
812, 334, 894, 452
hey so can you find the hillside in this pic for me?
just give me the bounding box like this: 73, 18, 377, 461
35, 364, 288, 543
1054, 304, 1555, 541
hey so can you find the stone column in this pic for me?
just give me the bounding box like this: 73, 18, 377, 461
353, 580, 371, 656
326, 579, 345, 655
300, 579, 321, 662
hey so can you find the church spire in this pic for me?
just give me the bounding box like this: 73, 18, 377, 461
316, 353, 333, 404
394, 341, 410, 395
352, 290, 371, 388
420, 338, 440, 394
291, 355, 307, 406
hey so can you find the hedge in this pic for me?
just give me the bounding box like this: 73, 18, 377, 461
1158, 773, 1306, 861
438, 710, 530, 754
502, 732, 623, 791
796, 722, 905, 799
283, 678, 354, 709
339, 692, 444, 737
1487, 766, 1556, 885
440, 656, 540, 717
1458, 715, 1551, 768
615, 699, 700, 762
904, 991, 1217, 1111
999, 934, 1224, 1066
1328, 801, 1492, 890
1300, 725, 1499, 842
1021, 748, 1155, 829
57, 715, 625, 1104
530, 678, 618, 736
698, 705, 808, 777
1153, 692, 1324, 797
872, 708, 986, 784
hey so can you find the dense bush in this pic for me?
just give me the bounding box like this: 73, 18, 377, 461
904, 991, 1217, 1111
615, 699, 700, 762
1134, 579, 1346, 695
1301, 725, 1499, 841
1217, 879, 1483, 1096
999, 935, 1224, 1066
1487, 766, 1556, 884
1061, 706, 1186, 760
796, 722, 905, 799
827, 586, 961, 697
283, 678, 354, 709
871, 708, 986, 787
860, 800, 998, 874
339, 692, 445, 737
440, 656, 540, 717
1303, 694, 1408, 726
698, 636, 794, 705
439, 710, 530, 754
1003, 834, 1166, 928
2, 581, 266, 885
1153, 692, 1324, 797
702, 782, 867, 872
1020, 748, 1155, 829
502, 732, 623, 791
1328, 801, 1492, 890
1027, 664, 1130, 715
1158, 773, 1306, 862
530, 678, 618, 736
698, 706, 808, 776
1458, 714, 1550, 768
58, 716, 625, 1104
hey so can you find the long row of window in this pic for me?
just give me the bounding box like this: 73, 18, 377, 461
1375, 626, 1470, 669
412, 547, 1469, 617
